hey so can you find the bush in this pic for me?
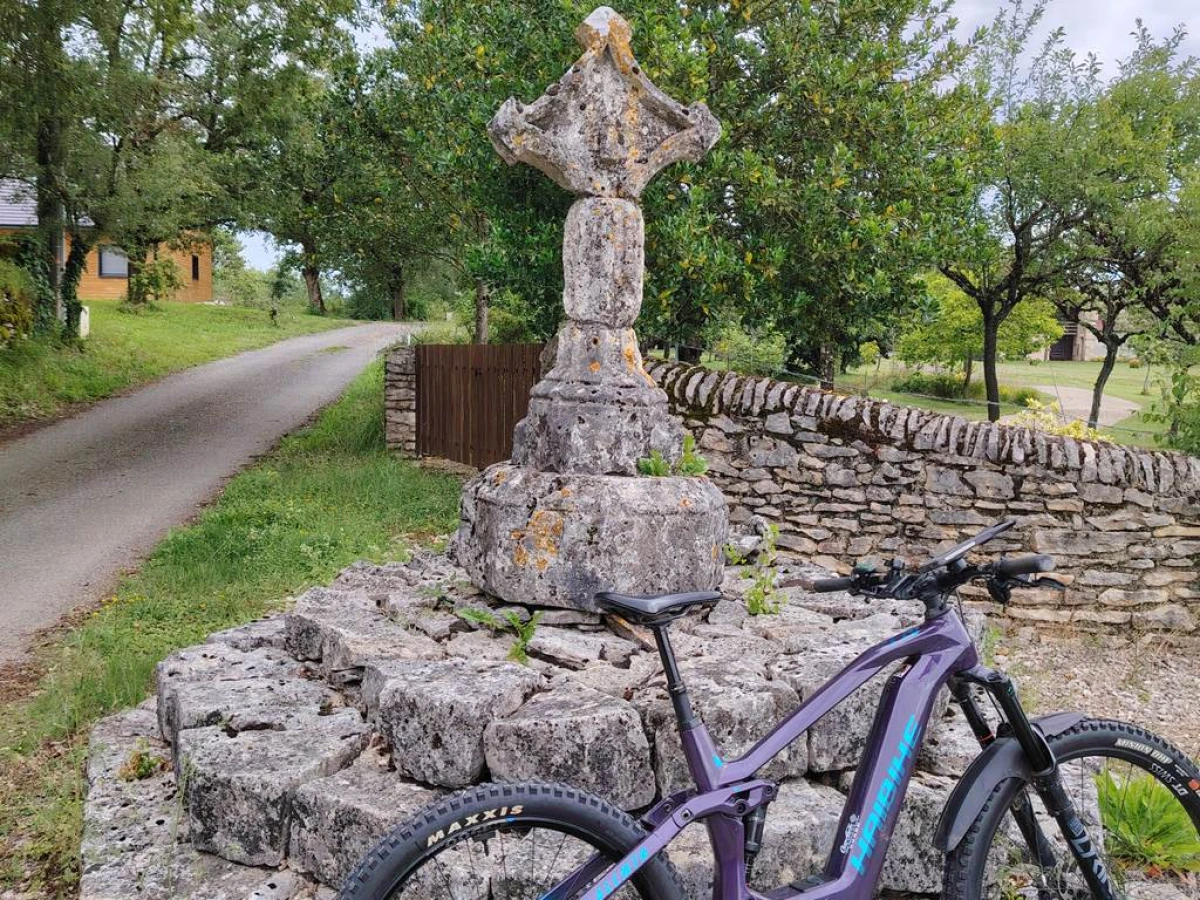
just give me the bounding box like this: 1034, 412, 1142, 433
1011, 399, 1110, 441
889, 370, 1041, 408
125, 256, 183, 307
412, 320, 470, 344
0, 260, 36, 346
711, 320, 787, 377
1127, 358, 1143, 369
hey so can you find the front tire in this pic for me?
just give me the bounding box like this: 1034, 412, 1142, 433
943, 719, 1200, 900
338, 782, 687, 900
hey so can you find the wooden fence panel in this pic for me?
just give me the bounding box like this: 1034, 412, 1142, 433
416, 343, 544, 468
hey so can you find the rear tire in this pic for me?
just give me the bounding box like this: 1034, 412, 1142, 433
338, 782, 687, 900
943, 719, 1200, 900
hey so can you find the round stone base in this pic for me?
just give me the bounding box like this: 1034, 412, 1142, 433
455, 464, 729, 611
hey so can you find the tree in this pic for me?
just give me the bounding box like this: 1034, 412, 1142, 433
1056, 27, 1200, 428
0, 0, 360, 326
369, 0, 986, 362
897, 273, 1061, 384
940, 0, 1099, 420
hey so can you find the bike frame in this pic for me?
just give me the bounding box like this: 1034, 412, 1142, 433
545, 610, 979, 900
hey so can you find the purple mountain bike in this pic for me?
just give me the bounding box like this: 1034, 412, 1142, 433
341, 520, 1200, 900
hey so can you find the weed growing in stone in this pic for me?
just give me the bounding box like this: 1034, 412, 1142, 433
636, 434, 709, 477
737, 524, 783, 616
117, 741, 167, 782
636, 449, 671, 476
676, 434, 709, 476
456, 608, 543, 665
1097, 770, 1200, 874
506, 611, 543, 665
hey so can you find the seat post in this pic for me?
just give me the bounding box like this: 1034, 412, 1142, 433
651, 625, 698, 731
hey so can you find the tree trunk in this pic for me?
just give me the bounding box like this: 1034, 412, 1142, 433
62, 230, 90, 336
125, 252, 147, 306
962, 355, 973, 392
1089, 342, 1119, 430
981, 316, 1001, 422
818, 342, 837, 391
34, 5, 66, 325
390, 269, 406, 321
473, 278, 489, 344
299, 238, 324, 314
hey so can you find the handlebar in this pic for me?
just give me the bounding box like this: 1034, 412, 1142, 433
810, 575, 857, 593
792, 521, 1061, 614
994, 554, 1054, 579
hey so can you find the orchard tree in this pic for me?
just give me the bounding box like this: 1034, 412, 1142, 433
939, 1, 1100, 420
896, 273, 1061, 386
1058, 28, 1200, 428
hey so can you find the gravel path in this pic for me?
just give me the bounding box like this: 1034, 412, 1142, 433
0, 322, 409, 664
995, 629, 1200, 758
1002, 383, 1142, 427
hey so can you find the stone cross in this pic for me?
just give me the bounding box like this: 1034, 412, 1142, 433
455, 7, 728, 611
489, 7, 721, 201
488, 7, 721, 475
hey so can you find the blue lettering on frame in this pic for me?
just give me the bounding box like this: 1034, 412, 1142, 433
848, 714, 921, 875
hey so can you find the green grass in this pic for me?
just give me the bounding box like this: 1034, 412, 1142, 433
1097, 770, 1200, 875
992, 359, 1155, 405
0, 361, 463, 896
846, 359, 1179, 447
0, 300, 352, 430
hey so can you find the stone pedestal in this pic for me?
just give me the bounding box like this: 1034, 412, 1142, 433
458, 465, 727, 611
455, 7, 728, 611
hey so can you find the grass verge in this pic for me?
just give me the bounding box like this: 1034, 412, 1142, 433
0, 300, 352, 430
0, 360, 463, 896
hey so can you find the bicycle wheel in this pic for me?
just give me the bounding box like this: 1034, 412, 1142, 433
944, 719, 1200, 900
338, 782, 687, 900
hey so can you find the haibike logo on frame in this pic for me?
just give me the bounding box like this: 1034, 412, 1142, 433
849, 714, 921, 875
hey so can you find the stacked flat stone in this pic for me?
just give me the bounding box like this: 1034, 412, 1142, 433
82, 549, 995, 900
455, 7, 728, 610
646, 359, 1200, 633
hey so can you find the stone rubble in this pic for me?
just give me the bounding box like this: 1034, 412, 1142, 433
82, 548, 993, 899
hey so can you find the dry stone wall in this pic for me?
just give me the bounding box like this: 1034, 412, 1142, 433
648, 361, 1200, 633
384, 346, 417, 458
82, 550, 989, 900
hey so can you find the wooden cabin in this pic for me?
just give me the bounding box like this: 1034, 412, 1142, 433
0, 179, 213, 303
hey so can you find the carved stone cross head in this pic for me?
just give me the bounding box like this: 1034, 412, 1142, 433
488, 7, 721, 199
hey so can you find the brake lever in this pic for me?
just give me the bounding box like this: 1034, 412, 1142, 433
987, 574, 1067, 605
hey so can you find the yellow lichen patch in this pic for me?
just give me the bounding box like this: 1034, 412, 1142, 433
494, 470, 507, 485
559, 487, 573, 497
528, 509, 565, 555
623, 343, 638, 371
589, 360, 601, 373
712, 542, 719, 559
681, 498, 693, 508
514, 544, 529, 567
536, 557, 550, 572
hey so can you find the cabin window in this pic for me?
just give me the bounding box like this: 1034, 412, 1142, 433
191, 255, 200, 281
98, 246, 128, 278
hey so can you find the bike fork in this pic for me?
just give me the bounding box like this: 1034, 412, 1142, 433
980, 669, 1117, 900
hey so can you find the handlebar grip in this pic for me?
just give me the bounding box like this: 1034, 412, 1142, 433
994, 554, 1054, 578
810, 575, 856, 593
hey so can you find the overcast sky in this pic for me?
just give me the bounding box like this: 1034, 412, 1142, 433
241, 0, 1197, 271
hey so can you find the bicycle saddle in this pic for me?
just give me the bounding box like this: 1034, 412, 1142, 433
594, 590, 722, 625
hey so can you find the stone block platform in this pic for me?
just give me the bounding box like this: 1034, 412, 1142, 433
82, 546, 986, 899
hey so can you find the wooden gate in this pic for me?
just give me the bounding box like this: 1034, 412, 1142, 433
416, 344, 544, 468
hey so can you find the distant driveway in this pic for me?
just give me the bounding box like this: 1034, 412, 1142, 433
1027, 384, 1141, 428
0, 322, 409, 663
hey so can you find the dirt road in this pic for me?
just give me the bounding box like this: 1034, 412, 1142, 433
0, 322, 408, 663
